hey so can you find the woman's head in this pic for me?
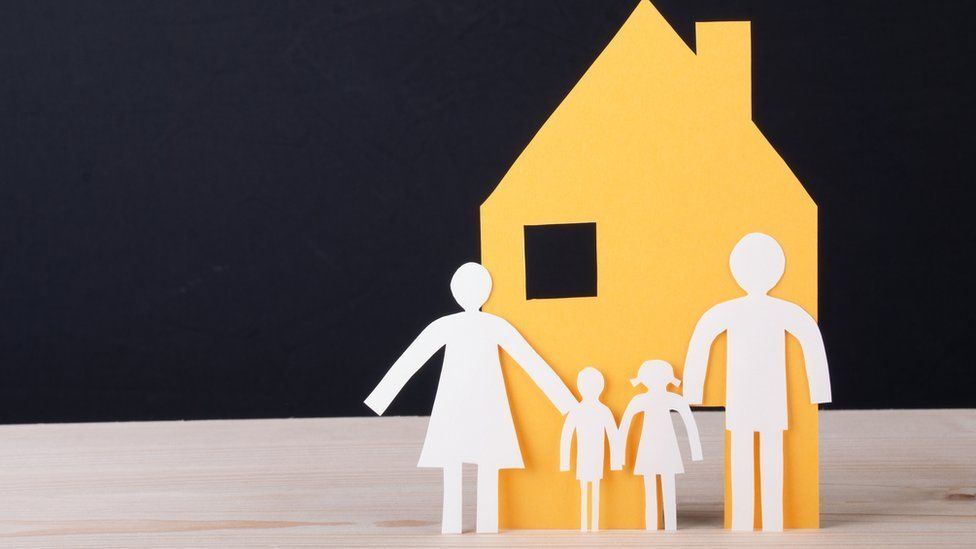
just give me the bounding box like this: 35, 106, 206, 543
450, 262, 492, 311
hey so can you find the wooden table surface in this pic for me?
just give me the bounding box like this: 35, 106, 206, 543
0, 410, 973, 547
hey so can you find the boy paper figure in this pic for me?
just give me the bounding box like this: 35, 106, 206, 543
616, 360, 702, 532
559, 367, 620, 532
682, 233, 831, 532
364, 262, 575, 534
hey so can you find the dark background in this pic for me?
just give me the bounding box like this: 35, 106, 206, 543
1, 0, 973, 423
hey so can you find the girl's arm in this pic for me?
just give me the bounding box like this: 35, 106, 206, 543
559, 413, 576, 472
614, 397, 642, 468
674, 397, 703, 461
605, 410, 622, 470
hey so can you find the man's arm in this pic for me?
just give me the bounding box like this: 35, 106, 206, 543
682, 304, 728, 405
363, 318, 446, 415
496, 318, 576, 414
784, 303, 832, 404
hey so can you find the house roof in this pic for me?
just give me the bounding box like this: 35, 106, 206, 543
483, 1, 812, 209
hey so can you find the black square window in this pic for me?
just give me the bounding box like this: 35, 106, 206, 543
524, 223, 597, 299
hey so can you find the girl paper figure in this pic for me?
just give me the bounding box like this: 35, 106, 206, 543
559, 367, 621, 532
616, 360, 703, 531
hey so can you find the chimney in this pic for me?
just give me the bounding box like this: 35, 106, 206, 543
695, 21, 752, 120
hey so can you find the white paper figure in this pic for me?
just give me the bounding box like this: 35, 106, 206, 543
364, 262, 575, 534
682, 233, 831, 532
559, 367, 620, 532
615, 360, 702, 531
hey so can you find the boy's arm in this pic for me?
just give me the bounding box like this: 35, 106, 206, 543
559, 412, 576, 472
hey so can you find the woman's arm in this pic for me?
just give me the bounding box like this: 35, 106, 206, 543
363, 318, 446, 415
496, 318, 576, 414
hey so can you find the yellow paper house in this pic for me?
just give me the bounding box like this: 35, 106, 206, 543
481, 1, 821, 530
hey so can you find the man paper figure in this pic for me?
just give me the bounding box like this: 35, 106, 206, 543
683, 233, 831, 532
364, 262, 575, 534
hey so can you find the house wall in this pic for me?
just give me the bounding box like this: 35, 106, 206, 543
480, 1, 820, 529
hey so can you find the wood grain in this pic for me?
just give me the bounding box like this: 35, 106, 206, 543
0, 410, 973, 547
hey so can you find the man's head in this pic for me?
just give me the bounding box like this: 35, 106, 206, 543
577, 367, 605, 400
450, 262, 492, 311
730, 233, 786, 295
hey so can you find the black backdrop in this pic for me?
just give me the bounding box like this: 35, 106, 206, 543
1, 0, 973, 423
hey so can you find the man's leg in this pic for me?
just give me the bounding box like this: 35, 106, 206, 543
476, 466, 499, 533
579, 480, 588, 532
661, 473, 677, 531
442, 464, 462, 534
644, 475, 659, 530
730, 430, 755, 531
591, 480, 601, 532
760, 430, 784, 532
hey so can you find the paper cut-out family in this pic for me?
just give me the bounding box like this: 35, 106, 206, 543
364, 233, 831, 534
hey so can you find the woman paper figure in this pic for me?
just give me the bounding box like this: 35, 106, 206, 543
559, 367, 621, 532
615, 360, 703, 531
364, 262, 575, 534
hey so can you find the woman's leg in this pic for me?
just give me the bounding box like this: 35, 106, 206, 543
661, 473, 677, 531
442, 464, 462, 534
644, 474, 659, 530
476, 465, 499, 533
579, 480, 589, 532
591, 480, 601, 532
